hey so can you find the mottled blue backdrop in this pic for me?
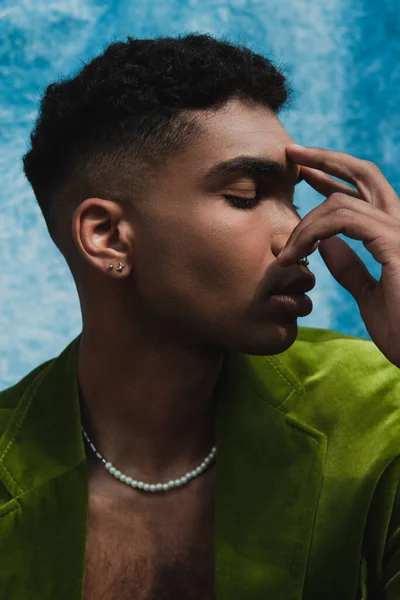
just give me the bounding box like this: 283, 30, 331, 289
1, 0, 399, 389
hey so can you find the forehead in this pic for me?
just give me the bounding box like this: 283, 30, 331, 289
177, 99, 299, 185
200, 98, 294, 154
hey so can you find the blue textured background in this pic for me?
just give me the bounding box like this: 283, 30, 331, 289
1, 1, 399, 390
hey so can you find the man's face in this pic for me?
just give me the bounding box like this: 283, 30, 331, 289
130, 98, 314, 355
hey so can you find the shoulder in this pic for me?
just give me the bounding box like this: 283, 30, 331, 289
289, 325, 399, 388
241, 326, 400, 447
0, 357, 55, 435
245, 325, 396, 390
282, 326, 400, 450
292, 325, 382, 366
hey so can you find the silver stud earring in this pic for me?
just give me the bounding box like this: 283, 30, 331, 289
116, 263, 125, 272
108, 264, 114, 270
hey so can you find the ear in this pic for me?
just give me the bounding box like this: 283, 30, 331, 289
71, 198, 133, 276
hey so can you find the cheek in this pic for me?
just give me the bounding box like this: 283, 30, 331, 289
135, 206, 270, 309
192, 216, 268, 293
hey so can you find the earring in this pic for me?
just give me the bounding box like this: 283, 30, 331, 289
108, 263, 126, 272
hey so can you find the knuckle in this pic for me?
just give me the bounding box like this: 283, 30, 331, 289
329, 192, 348, 203
333, 205, 353, 219
363, 160, 381, 175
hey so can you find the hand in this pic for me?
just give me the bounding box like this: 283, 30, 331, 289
277, 144, 400, 368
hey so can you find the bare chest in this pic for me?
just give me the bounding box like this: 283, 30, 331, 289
83, 484, 215, 600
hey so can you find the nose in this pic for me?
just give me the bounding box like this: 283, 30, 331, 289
272, 205, 320, 259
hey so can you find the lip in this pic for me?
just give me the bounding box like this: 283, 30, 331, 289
268, 274, 316, 296
269, 292, 313, 317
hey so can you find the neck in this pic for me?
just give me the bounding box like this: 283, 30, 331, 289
77, 325, 225, 483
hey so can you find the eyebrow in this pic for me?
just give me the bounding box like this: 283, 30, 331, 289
202, 155, 304, 185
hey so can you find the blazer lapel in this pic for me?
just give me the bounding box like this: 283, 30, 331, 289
0, 336, 88, 600
214, 350, 327, 600
0, 335, 327, 600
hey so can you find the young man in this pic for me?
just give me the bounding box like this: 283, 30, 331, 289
1, 33, 399, 600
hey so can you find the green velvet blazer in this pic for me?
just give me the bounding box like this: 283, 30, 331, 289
1, 326, 400, 599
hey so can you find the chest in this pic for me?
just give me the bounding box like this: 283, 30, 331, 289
83, 484, 215, 600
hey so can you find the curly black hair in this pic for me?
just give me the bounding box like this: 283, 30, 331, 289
23, 33, 292, 257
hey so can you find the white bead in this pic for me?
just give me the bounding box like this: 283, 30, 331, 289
81, 426, 216, 493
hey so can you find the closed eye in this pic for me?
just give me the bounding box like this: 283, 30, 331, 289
223, 194, 300, 212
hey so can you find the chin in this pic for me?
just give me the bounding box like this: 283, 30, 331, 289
228, 319, 299, 356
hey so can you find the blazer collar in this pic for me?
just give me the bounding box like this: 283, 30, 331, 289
0, 333, 327, 599
0, 335, 86, 497
0, 336, 88, 599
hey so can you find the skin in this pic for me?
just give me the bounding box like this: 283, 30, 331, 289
72, 97, 316, 498
278, 144, 400, 368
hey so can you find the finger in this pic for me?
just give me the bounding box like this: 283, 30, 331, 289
300, 166, 361, 200
317, 236, 377, 305
287, 145, 399, 212
277, 202, 395, 268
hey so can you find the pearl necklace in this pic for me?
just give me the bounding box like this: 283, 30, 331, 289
82, 427, 217, 492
